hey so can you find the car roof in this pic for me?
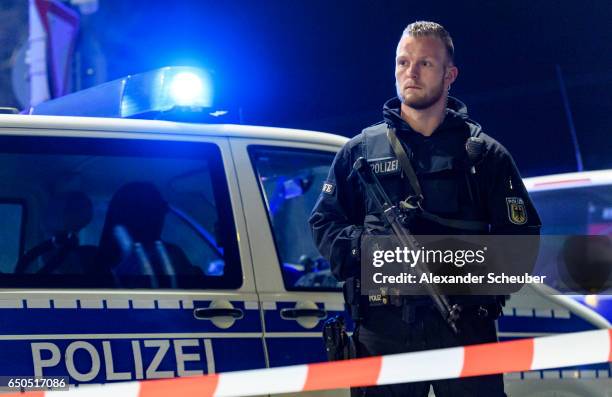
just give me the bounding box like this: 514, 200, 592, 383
5, 114, 609, 192
0, 114, 349, 147
524, 169, 612, 192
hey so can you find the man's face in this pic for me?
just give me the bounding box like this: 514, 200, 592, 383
395, 35, 457, 110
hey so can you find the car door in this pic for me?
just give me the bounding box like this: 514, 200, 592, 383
231, 136, 350, 368
0, 127, 266, 383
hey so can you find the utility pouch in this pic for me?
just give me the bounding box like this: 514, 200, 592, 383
323, 315, 355, 361
343, 277, 364, 323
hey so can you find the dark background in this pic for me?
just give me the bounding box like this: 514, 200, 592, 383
2, 0, 611, 176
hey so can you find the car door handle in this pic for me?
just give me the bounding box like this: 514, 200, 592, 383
194, 307, 244, 320
280, 308, 327, 320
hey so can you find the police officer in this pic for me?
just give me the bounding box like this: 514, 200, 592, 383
309, 21, 541, 396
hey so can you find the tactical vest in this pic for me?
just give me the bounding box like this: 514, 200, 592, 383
357, 123, 503, 316
360, 122, 489, 234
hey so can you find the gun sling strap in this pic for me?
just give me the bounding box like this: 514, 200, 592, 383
385, 126, 489, 232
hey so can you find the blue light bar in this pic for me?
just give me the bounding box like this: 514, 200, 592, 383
168, 71, 208, 106
29, 67, 218, 120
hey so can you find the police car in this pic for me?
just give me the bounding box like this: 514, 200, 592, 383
0, 67, 609, 396
523, 170, 612, 324
498, 170, 612, 395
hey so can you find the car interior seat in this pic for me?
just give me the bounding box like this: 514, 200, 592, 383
96, 182, 200, 288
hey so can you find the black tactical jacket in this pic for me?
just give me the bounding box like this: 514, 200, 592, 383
309, 96, 541, 281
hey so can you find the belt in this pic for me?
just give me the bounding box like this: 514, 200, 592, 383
367, 293, 432, 308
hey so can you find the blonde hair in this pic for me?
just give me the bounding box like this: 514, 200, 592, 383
403, 21, 454, 63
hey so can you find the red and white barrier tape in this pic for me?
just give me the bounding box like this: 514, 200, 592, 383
9, 329, 612, 397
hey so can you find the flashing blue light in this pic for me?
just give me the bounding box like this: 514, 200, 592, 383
168, 72, 207, 106
30, 66, 219, 120
150, 67, 214, 113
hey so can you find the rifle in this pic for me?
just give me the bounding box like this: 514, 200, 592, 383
350, 157, 461, 334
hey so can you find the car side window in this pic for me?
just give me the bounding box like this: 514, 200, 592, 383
0, 135, 241, 289
249, 145, 340, 291
0, 202, 23, 273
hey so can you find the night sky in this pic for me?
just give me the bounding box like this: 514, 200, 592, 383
78, 1, 612, 176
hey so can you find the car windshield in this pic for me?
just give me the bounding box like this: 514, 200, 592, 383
530, 184, 612, 235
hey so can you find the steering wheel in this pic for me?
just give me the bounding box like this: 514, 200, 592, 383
14, 232, 78, 274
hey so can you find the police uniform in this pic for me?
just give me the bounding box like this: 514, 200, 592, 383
309, 96, 541, 396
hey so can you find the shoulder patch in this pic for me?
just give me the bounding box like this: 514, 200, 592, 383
506, 197, 528, 225
322, 181, 335, 195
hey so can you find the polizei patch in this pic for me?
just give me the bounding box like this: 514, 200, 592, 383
506, 197, 528, 225
368, 158, 400, 176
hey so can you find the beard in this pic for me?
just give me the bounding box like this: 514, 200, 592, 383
396, 77, 446, 110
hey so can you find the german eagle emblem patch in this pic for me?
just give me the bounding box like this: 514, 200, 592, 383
506, 197, 528, 225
